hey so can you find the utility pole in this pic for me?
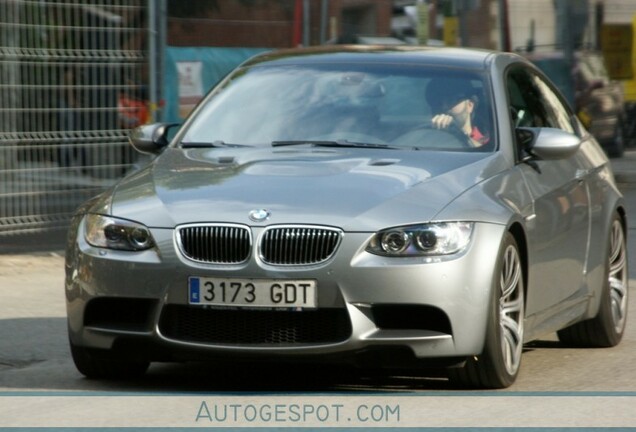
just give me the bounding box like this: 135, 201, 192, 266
556, 1, 574, 72
303, 0, 310, 46
457, 0, 469, 47
498, 0, 510, 51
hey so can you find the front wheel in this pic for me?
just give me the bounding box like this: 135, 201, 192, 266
448, 233, 525, 389
70, 340, 150, 379
557, 212, 628, 347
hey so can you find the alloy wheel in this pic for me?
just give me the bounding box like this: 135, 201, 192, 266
499, 244, 524, 376
609, 219, 628, 333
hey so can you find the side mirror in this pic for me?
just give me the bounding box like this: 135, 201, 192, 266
129, 123, 179, 155
517, 127, 581, 161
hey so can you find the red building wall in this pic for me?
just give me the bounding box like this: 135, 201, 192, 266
167, 0, 392, 48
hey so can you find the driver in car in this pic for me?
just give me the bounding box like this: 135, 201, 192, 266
426, 80, 489, 148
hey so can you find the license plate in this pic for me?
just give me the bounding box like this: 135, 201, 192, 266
188, 277, 317, 309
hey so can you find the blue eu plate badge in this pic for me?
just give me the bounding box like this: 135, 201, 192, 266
189, 277, 200, 303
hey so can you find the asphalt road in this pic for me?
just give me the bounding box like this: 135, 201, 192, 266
1, 177, 636, 427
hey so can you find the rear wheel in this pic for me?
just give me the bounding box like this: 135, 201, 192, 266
448, 233, 525, 389
557, 213, 628, 347
70, 340, 149, 379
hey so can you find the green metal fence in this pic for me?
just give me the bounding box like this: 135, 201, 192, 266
0, 0, 160, 237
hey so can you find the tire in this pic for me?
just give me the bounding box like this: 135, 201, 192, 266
448, 233, 525, 389
557, 213, 628, 347
70, 340, 150, 379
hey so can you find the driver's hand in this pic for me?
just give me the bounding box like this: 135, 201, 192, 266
431, 113, 455, 129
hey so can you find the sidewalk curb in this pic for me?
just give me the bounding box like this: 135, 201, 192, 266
611, 149, 636, 186
615, 174, 636, 185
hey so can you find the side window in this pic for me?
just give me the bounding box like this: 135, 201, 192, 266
506, 67, 574, 133
532, 75, 575, 133
507, 68, 550, 128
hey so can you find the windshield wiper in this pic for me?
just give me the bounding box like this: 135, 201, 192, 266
271, 140, 395, 149
181, 141, 253, 148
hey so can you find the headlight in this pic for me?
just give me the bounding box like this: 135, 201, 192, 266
84, 214, 155, 251
367, 222, 473, 257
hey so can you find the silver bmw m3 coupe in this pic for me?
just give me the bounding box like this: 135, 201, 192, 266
65, 46, 628, 388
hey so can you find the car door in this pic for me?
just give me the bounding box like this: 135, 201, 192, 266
507, 66, 590, 319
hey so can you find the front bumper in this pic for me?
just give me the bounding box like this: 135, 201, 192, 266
65, 221, 506, 367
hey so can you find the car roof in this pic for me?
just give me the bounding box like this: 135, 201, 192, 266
241, 45, 506, 72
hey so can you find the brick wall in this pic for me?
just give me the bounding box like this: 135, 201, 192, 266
464, 0, 497, 50
167, 0, 392, 48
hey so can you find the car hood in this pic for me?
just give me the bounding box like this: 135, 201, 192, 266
109, 147, 507, 231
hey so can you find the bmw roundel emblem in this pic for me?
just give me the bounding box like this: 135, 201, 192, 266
249, 209, 270, 222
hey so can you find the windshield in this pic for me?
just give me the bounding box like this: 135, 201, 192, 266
181, 62, 495, 152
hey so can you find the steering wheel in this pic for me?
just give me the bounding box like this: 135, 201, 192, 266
392, 121, 472, 149
310, 132, 386, 145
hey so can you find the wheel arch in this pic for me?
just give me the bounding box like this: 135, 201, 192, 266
508, 221, 528, 308
616, 204, 628, 235
582, 201, 627, 320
